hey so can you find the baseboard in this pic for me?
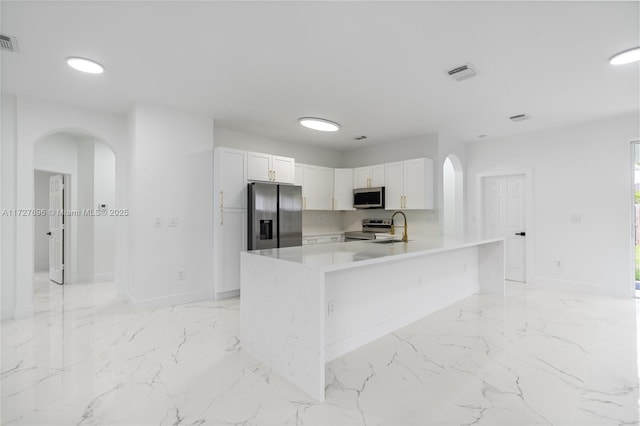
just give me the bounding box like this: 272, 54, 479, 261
214, 289, 240, 300
1, 305, 15, 320
93, 273, 115, 283
532, 276, 633, 298
123, 290, 212, 312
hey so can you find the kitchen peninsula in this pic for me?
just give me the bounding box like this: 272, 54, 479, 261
240, 236, 505, 401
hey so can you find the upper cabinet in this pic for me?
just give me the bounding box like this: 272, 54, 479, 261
214, 147, 247, 209
334, 168, 355, 211
247, 152, 295, 184
297, 164, 334, 210
353, 164, 385, 188
384, 158, 433, 210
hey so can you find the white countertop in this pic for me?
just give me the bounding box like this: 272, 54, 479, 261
246, 235, 504, 272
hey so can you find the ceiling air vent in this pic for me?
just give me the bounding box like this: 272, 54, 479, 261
509, 114, 530, 122
447, 63, 478, 81
0, 34, 18, 52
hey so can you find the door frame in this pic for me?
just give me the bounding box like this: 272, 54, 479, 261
475, 168, 534, 283
630, 140, 640, 296
35, 166, 73, 284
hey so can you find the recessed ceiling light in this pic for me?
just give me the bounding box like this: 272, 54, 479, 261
66, 57, 104, 74
610, 47, 640, 65
298, 117, 340, 132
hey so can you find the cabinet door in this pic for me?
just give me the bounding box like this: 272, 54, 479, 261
404, 158, 433, 209
304, 165, 333, 210
316, 166, 334, 210
294, 163, 304, 187
370, 164, 386, 187
334, 168, 354, 210
247, 152, 272, 182
272, 155, 295, 184
353, 167, 371, 188
384, 161, 404, 210
219, 209, 247, 292
216, 148, 247, 209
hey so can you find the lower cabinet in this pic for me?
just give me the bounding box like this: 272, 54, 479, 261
214, 208, 246, 296
303, 234, 344, 245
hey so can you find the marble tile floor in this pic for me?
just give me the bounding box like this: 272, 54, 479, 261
2, 274, 639, 426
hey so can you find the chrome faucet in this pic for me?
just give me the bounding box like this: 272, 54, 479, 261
390, 211, 409, 243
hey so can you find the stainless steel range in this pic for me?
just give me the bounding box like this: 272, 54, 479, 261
344, 218, 393, 241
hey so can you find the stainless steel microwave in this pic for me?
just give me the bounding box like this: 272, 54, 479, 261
353, 187, 385, 209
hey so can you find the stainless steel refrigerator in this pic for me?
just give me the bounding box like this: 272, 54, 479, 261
248, 182, 302, 250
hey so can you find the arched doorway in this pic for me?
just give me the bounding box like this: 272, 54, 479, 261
33, 130, 117, 290
443, 155, 464, 236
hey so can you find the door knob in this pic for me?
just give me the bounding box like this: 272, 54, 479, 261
515, 232, 526, 236
46, 232, 52, 236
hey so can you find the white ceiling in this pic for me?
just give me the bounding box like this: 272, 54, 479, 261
1, 1, 638, 151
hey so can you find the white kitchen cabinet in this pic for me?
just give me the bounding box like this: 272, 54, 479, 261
247, 151, 295, 184
213, 147, 248, 297
299, 164, 334, 210
384, 161, 405, 210
215, 209, 246, 294
404, 158, 433, 209
384, 157, 434, 210
214, 147, 247, 209
353, 164, 385, 188
303, 234, 344, 245
294, 163, 304, 187
334, 168, 355, 210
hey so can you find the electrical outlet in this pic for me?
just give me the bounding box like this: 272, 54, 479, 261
327, 300, 336, 316
177, 270, 185, 280
555, 260, 561, 268
154, 217, 163, 227
169, 217, 178, 227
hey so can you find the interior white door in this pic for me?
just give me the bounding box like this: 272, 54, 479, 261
49, 174, 64, 284
482, 174, 526, 282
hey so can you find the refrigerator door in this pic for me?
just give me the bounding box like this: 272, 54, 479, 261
248, 183, 278, 250
278, 185, 303, 248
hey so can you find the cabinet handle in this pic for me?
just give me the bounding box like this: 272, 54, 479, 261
220, 191, 224, 208
332, 198, 335, 210
367, 177, 371, 188
303, 197, 307, 210
220, 209, 223, 226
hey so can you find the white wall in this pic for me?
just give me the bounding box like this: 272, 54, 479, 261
1, 94, 18, 319
93, 141, 116, 282
127, 103, 213, 309
77, 140, 95, 282
1, 95, 127, 319
214, 126, 342, 168
466, 113, 640, 297
341, 133, 439, 167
